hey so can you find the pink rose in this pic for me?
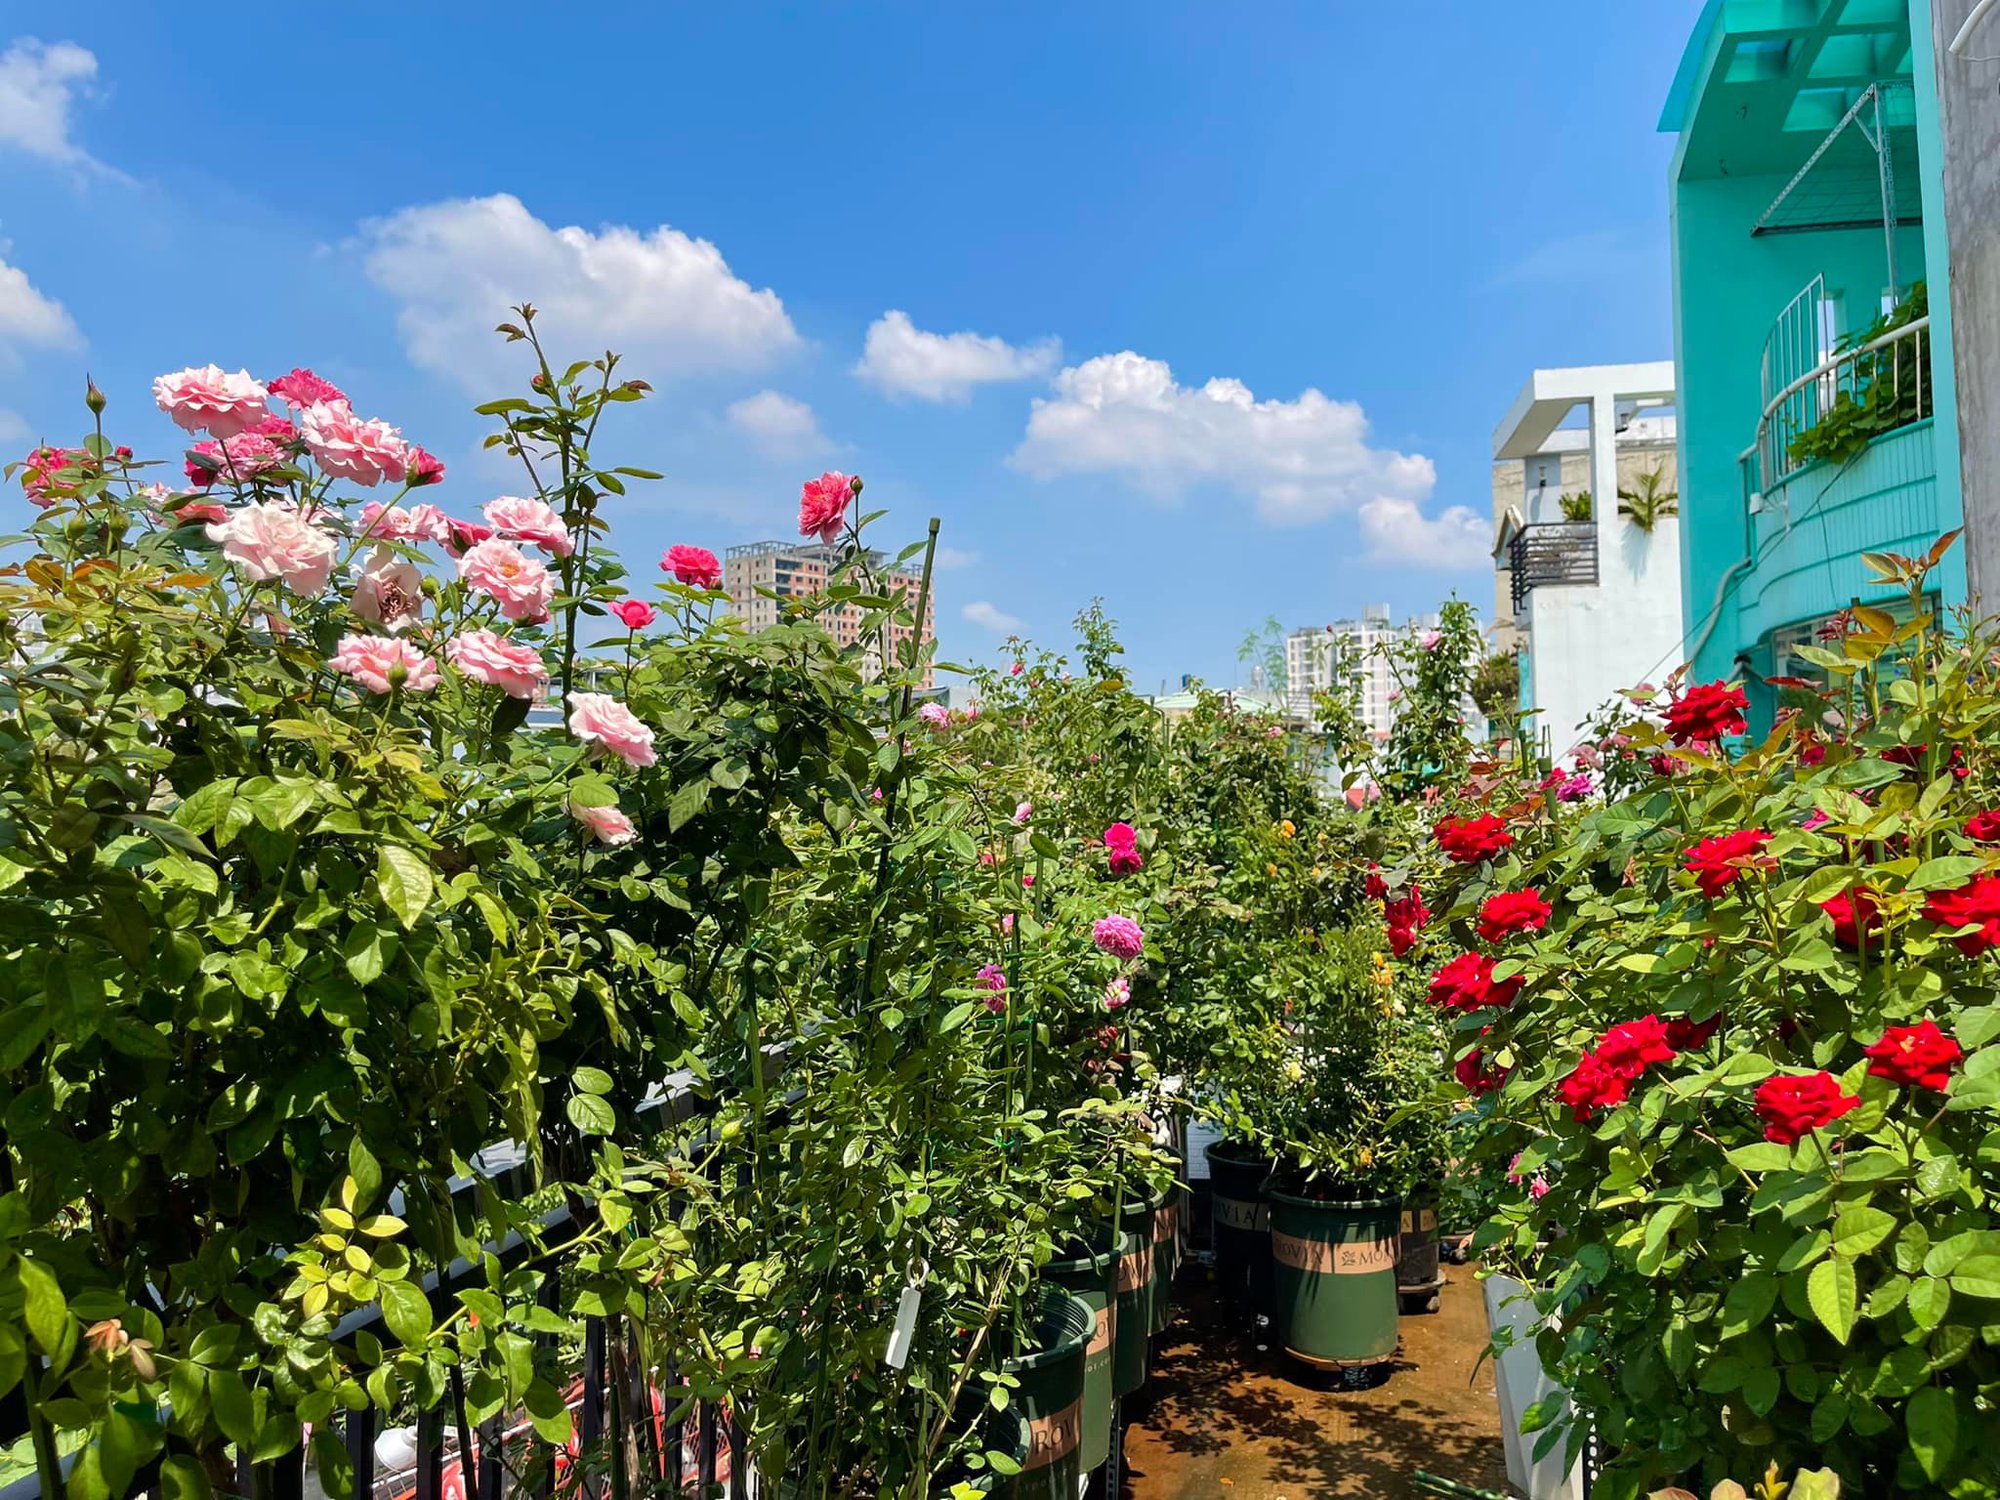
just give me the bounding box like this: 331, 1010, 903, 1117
1103, 976, 1131, 1011
1421, 631, 1442, 651
1002, 913, 1015, 935
1013, 801, 1032, 825
799, 471, 857, 544
611, 598, 657, 630
458, 538, 554, 623
1092, 915, 1145, 959
1529, 1175, 1550, 1201
206, 501, 337, 596
568, 692, 657, 768
663, 544, 722, 589
484, 496, 574, 558
302, 402, 409, 487
352, 548, 425, 634
404, 446, 446, 487
329, 635, 441, 695
153, 365, 272, 439
443, 517, 493, 557
447, 629, 549, 700
359, 500, 450, 545
1009, 663, 1024, 677
267, 368, 347, 412
571, 799, 638, 847
918, 703, 950, 728
187, 431, 288, 484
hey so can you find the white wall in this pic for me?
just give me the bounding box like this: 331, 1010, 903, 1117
1525, 517, 1683, 762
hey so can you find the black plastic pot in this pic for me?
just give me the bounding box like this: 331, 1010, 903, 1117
1206, 1139, 1274, 1333
1396, 1197, 1443, 1314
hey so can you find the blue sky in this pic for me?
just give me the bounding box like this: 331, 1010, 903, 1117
0, 2, 1702, 694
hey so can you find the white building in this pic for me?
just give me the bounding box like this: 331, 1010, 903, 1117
1491, 363, 1684, 764
1285, 606, 1443, 746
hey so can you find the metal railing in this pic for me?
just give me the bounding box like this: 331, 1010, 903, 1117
1755, 314, 1932, 490
1508, 523, 1599, 613
0, 1072, 752, 1500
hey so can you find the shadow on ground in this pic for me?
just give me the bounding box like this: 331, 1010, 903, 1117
1121, 1266, 1511, 1499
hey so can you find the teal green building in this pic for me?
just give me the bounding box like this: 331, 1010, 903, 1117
1665, 0, 1966, 723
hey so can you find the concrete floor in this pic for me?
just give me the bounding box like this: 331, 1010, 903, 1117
1121, 1266, 1512, 1499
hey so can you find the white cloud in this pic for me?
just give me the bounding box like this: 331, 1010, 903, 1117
359, 193, 799, 391
1011, 351, 1435, 525
0, 255, 78, 353
1358, 497, 1491, 570
855, 310, 1059, 403
962, 600, 1024, 634
0, 39, 112, 172
725, 389, 828, 458
932, 545, 978, 570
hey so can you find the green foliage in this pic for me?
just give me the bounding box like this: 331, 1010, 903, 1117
1559, 489, 1594, 523
1786, 284, 1932, 470
1618, 466, 1680, 533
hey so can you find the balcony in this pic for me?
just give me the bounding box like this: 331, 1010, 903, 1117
1508, 522, 1599, 613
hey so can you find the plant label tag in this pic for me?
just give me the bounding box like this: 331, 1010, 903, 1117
885, 1261, 929, 1369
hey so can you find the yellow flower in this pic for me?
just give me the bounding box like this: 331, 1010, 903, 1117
1279, 820, 1296, 839
1266, 862, 1279, 877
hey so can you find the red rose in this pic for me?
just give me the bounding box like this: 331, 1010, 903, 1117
1798, 739, 1827, 767
1882, 744, 1925, 770
1821, 888, 1881, 951
1665, 1014, 1722, 1051
1427, 952, 1521, 1013
1864, 1020, 1963, 1091
1433, 815, 1514, 865
1558, 1049, 1630, 1121
1477, 889, 1551, 944
1364, 864, 1389, 901
1924, 875, 2000, 956
1384, 887, 1429, 957
1596, 1015, 1677, 1079
1682, 829, 1772, 900
1649, 751, 1678, 778
1967, 810, 2000, 844
1753, 1071, 1860, 1146
1664, 681, 1748, 745
1455, 1047, 1507, 1095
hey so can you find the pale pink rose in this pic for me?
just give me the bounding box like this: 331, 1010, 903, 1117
1421, 630, 1442, 651
268, 368, 347, 411
352, 547, 424, 634
484, 496, 574, 557
1103, 976, 1131, 1011
302, 402, 408, 487
1002, 913, 1015, 935
1013, 801, 1032, 825
571, 799, 638, 846
153, 366, 271, 439
458, 538, 554, 623
329, 635, 441, 695
447, 629, 549, 699
358, 500, 450, 545
569, 692, 657, 768
798, 471, 856, 544
919, 703, 950, 728
206, 502, 337, 596
1092, 915, 1145, 959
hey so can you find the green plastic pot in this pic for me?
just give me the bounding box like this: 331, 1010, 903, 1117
1206, 1140, 1274, 1330
1044, 1236, 1117, 1474
1110, 1217, 1152, 1398
994, 1284, 1093, 1499
1267, 1185, 1402, 1369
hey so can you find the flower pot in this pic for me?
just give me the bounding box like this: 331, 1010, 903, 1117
1043, 1235, 1118, 1474
1205, 1139, 1274, 1331
1266, 1185, 1401, 1369
1111, 1218, 1153, 1399
995, 1285, 1094, 1499
1396, 1198, 1444, 1314
1145, 1175, 1180, 1336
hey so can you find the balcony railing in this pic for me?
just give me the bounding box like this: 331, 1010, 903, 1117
1509, 522, 1599, 613
1756, 312, 1932, 492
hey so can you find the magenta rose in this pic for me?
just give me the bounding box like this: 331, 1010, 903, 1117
1092, 915, 1145, 960
663, 544, 722, 588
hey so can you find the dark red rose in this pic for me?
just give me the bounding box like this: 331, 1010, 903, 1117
1649, 751, 1678, 777
1365, 864, 1389, 901
1665, 1014, 1722, 1051
1477, 889, 1551, 945
1924, 875, 2000, 956
1596, 1015, 1677, 1080
1864, 1021, 1963, 1091
1821, 888, 1882, 951
1683, 829, 1772, 900
1433, 815, 1514, 865
1664, 681, 1748, 745
1455, 1047, 1507, 1095
1384, 887, 1429, 957
1966, 810, 2000, 844
1798, 739, 1827, 767
1558, 1049, 1630, 1121
1427, 952, 1521, 1013
1754, 1071, 1860, 1145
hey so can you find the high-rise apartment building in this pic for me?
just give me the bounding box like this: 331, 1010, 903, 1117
724, 541, 936, 685
1285, 606, 1442, 745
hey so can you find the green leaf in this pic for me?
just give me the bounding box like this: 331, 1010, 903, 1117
1911, 855, 1986, 891
1907, 1386, 1958, 1481
572, 1066, 614, 1096
1808, 1256, 1859, 1344
1726, 1142, 1793, 1172
208, 1369, 255, 1448
668, 779, 710, 833
566, 1093, 615, 1136
17, 1256, 67, 1356
1950, 1254, 2000, 1298
380, 1280, 433, 1349
1909, 1276, 1952, 1329
1720, 1275, 1778, 1338
376, 845, 433, 931
1832, 1206, 1897, 1257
